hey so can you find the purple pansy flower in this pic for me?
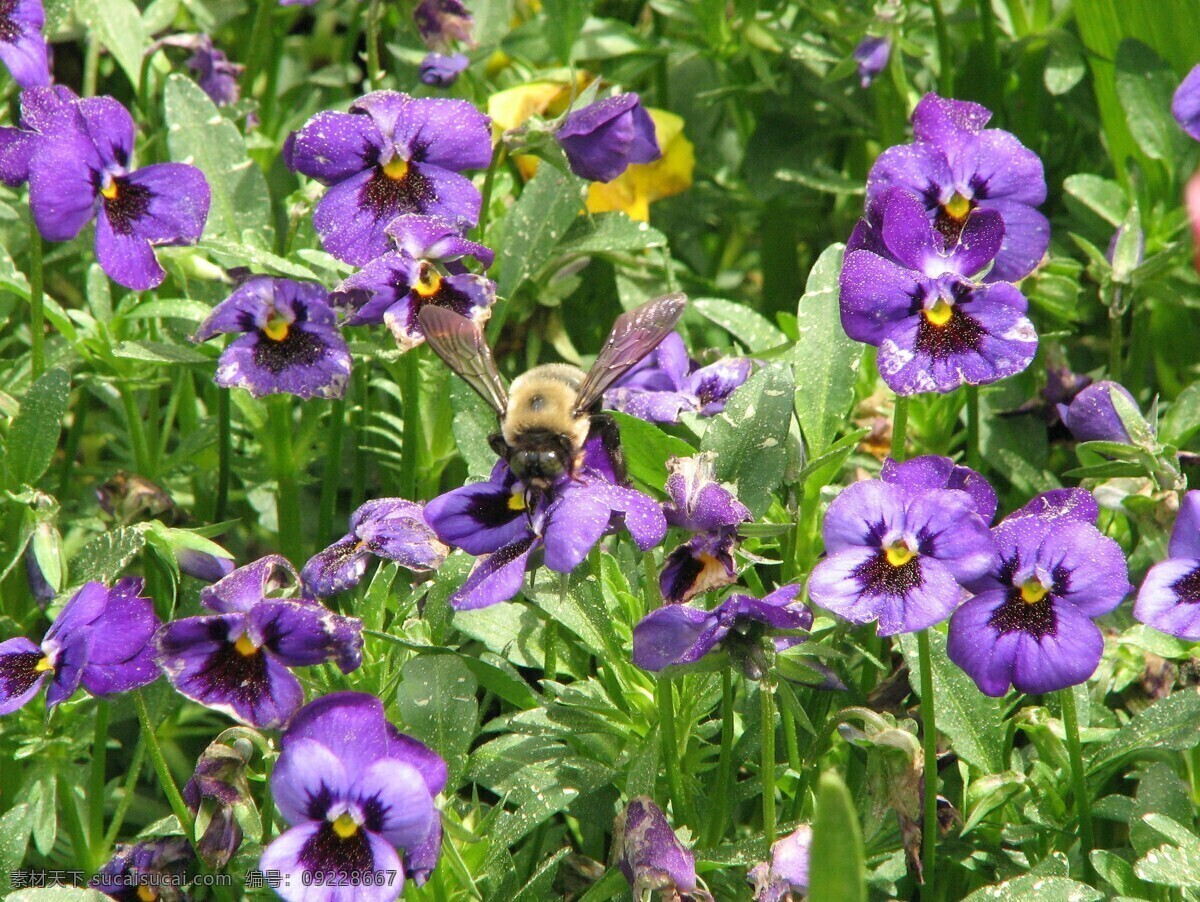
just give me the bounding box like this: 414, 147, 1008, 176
658, 452, 752, 604
183, 736, 254, 869
867, 92, 1049, 282
556, 93, 661, 183
423, 441, 666, 609
1057, 380, 1144, 445
748, 824, 812, 902
615, 797, 713, 901
419, 52, 469, 88
633, 584, 812, 680
24, 90, 210, 290
260, 692, 447, 897
1173, 64, 1200, 142
0, 578, 160, 714
605, 332, 754, 424
880, 454, 998, 523
193, 276, 352, 400
840, 187, 1038, 395
92, 837, 192, 901
1135, 491, 1200, 639
0, 85, 80, 187
853, 36, 890, 88
807, 476, 996, 636
413, 0, 474, 48
284, 91, 491, 265
156, 556, 363, 729
947, 489, 1130, 696
0, 0, 51, 88
184, 34, 243, 106
302, 498, 449, 597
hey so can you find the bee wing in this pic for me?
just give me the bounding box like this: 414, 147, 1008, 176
573, 293, 687, 415
418, 306, 509, 416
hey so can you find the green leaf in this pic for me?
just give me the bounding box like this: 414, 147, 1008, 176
1135, 843, 1200, 887
962, 876, 1102, 901
198, 238, 316, 280
610, 411, 695, 491
700, 362, 794, 518
0, 803, 34, 894
67, 525, 146, 589
499, 165, 584, 298
111, 340, 213, 365
449, 379, 500, 479
1089, 688, 1200, 776
7, 368, 70, 489
395, 655, 478, 790
1044, 38, 1087, 95
1091, 849, 1154, 898
543, 0, 592, 63
692, 297, 786, 352
1115, 39, 1185, 161
75, 0, 146, 89
1160, 380, 1200, 447
164, 75, 272, 244
898, 629, 1006, 773
528, 570, 623, 661
1063, 174, 1127, 227
807, 771, 866, 902
555, 213, 667, 259
792, 244, 862, 457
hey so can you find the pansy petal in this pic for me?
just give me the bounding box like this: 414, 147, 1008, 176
81, 578, 161, 695
301, 538, 369, 598
1134, 559, 1200, 640
1039, 523, 1130, 616
95, 207, 167, 291
543, 483, 612, 572
865, 142, 951, 209
423, 474, 530, 556
261, 822, 404, 902
946, 589, 1021, 697
820, 479, 905, 555
332, 252, 420, 326
605, 388, 693, 423
283, 692, 394, 779
979, 200, 1049, 282
910, 93, 991, 147
632, 604, 717, 671
387, 95, 493, 171
215, 322, 351, 400
77, 96, 136, 169
952, 130, 1047, 208
27, 134, 100, 241
1008, 603, 1104, 695
311, 168, 395, 266
252, 600, 363, 671
201, 555, 300, 615
1009, 488, 1099, 525
0, 637, 49, 714
285, 110, 382, 183
838, 250, 923, 346
356, 758, 435, 850
272, 738, 351, 826
1174, 64, 1200, 141
353, 499, 449, 570
906, 490, 996, 582
600, 483, 668, 550
450, 537, 538, 610
685, 358, 754, 416
0, 22, 50, 89
1169, 492, 1200, 560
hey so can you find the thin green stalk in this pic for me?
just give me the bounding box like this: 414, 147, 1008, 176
103, 735, 146, 849
120, 387, 151, 476
1109, 309, 1124, 384
781, 700, 802, 805
215, 388, 231, 522
760, 682, 777, 850
318, 400, 346, 540
399, 350, 422, 500
966, 385, 981, 472
916, 630, 938, 891
262, 767, 276, 844
82, 35, 99, 97
58, 775, 94, 873
269, 396, 303, 565
891, 395, 909, 462
545, 573, 567, 680
29, 218, 44, 379
89, 702, 110, 854
134, 691, 196, 848
930, 0, 955, 96
366, 0, 383, 88
976, 0, 1000, 105
244, 0, 273, 92
705, 668, 736, 847
658, 677, 691, 829
352, 368, 370, 508
1061, 688, 1095, 882
475, 145, 506, 244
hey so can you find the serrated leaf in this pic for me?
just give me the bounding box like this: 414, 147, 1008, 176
75, 0, 146, 89
808, 771, 866, 902
395, 655, 478, 789
1089, 688, 1200, 775
610, 410, 695, 491
692, 297, 786, 352
6, 367, 69, 488
528, 570, 622, 661
67, 526, 146, 589
499, 164, 584, 297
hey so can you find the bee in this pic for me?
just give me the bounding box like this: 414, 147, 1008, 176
418, 293, 687, 489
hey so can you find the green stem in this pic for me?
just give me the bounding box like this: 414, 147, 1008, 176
28, 217, 43, 379
245, 0, 273, 93
82, 35, 99, 97
262, 768, 276, 845
916, 630, 938, 891
269, 396, 303, 565
1061, 688, 1095, 881
134, 691, 196, 849
761, 682, 777, 850
930, 0, 955, 96
1109, 309, 1124, 384
89, 702, 110, 857
544, 573, 567, 680
966, 385, 981, 472
58, 776, 93, 873
399, 350, 422, 500
318, 400, 346, 540
103, 735, 146, 849
352, 368, 369, 508
366, 0, 383, 88
658, 677, 690, 828
215, 388, 231, 522
891, 395, 909, 462
120, 386, 151, 477
705, 668, 736, 847
475, 144, 506, 245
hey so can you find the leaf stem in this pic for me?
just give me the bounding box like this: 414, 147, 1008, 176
366, 0, 383, 89
120, 386, 152, 477
658, 676, 691, 829
28, 217, 43, 380
399, 350, 422, 500
1109, 308, 1124, 384
318, 399, 346, 540
891, 395, 909, 462
966, 385, 981, 472
134, 691, 196, 849
215, 388, 231, 522
269, 395, 303, 565
916, 629, 938, 891
1061, 688, 1095, 882
930, 0, 955, 96
705, 668, 736, 846
89, 701, 110, 858
761, 681, 777, 850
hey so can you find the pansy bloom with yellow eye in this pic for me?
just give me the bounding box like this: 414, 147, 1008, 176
284, 91, 491, 266
194, 276, 352, 400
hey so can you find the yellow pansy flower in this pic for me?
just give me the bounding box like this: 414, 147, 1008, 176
587, 109, 694, 221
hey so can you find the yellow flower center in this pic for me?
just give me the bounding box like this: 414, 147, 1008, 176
885, 541, 916, 567
263, 312, 290, 342
331, 812, 359, 838
507, 490, 526, 512
382, 157, 410, 180
100, 181, 120, 201
34, 655, 55, 673
233, 634, 259, 657
943, 192, 971, 220
1020, 579, 1049, 604
924, 298, 954, 327
414, 267, 443, 298
136, 887, 158, 902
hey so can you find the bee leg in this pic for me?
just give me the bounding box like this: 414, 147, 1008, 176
589, 413, 628, 485
488, 432, 510, 463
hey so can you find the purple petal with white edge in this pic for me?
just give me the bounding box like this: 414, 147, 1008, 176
301, 537, 371, 598
371, 93, 492, 172
604, 388, 693, 424
332, 252, 420, 326
285, 110, 382, 183
906, 490, 996, 582
0, 637, 49, 714
354, 499, 449, 569
27, 133, 100, 241
1062, 380, 1137, 444
1008, 488, 1099, 526
386, 213, 494, 268
284, 692, 395, 780
838, 250, 923, 347
260, 822, 405, 902
865, 142, 951, 210
193, 276, 277, 341
952, 129, 1047, 207
0, 10, 50, 89
450, 536, 538, 610
1169, 491, 1200, 560
81, 577, 161, 695
617, 797, 699, 895
1174, 64, 1200, 141
215, 322, 351, 400
1134, 559, 1200, 640
76, 96, 136, 170
600, 482, 668, 550
664, 453, 751, 532
686, 358, 754, 416
355, 757, 435, 850
632, 603, 717, 671
1039, 522, 1130, 616
820, 479, 906, 555
201, 555, 300, 615
423, 470, 530, 556
942, 207, 1005, 278
910, 93, 991, 147
252, 600, 363, 671
384, 272, 496, 352
271, 738, 350, 825
979, 199, 1050, 282
405, 816, 441, 887
543, 483, 612, 572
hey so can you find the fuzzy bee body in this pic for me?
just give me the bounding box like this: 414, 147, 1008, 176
420, 295, 687, 489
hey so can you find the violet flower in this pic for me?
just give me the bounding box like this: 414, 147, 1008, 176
414, 0, 474, 48
156, 556, 363, 729
807, 476, 996, 635
0, 85, 79, 187
193, 276, 352, 400
840, 187, 1038, 395
853, 36, 890, 88
880, 454, 998, 523
184, 34, 243, 106
658, 452, 752, 604
24, 90, 210, 290
1173, 64, 1200, 142
260, 692, 447, 896
284, 90, 491, 265
0, 578, 160, 715
867, 92, 1049, 282
605, 332, 754, 424
556, 94, 661, 183
1057, 380, 1143, 445
0, 0, 51, 88
633, 584, 811, 680
423, 440, 666, 609
302, 498, 449, 597
419, 52, 469, 88
92, 837, 192, 901
615, 797, 713, 901
183, 736, 254, 869
1135, 491, 1200, 639
947, 489, 1130, 696
748, 825, 812, 902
